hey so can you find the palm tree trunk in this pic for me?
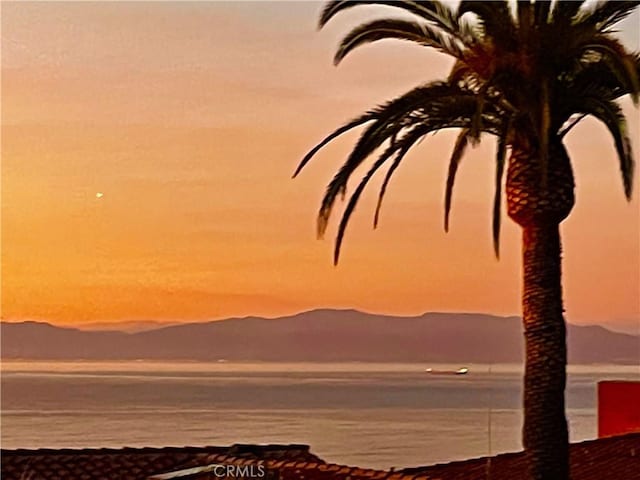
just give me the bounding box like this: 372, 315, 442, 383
507, 139, 574, 480
521, 222, 569, 480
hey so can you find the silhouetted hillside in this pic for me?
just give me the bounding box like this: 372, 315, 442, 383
2, 310, 638, 363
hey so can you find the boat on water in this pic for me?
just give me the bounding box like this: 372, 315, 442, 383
425, 367, 469, 375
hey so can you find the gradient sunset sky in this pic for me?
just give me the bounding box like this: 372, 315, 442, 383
2, 1, 639, 333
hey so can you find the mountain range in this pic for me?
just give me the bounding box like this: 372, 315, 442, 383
2, 309, 638, 364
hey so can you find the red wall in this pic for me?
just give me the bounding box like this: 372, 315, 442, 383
598, 381, 640, 438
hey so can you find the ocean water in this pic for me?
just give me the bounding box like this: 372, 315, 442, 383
1, 361, 638, 469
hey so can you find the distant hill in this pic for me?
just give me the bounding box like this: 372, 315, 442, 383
2, 310, 638, 364
74, 320, 179, 333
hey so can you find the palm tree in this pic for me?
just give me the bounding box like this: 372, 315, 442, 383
294, 1, 639, 479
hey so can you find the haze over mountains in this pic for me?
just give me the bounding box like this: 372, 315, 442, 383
2, 310, 639, 364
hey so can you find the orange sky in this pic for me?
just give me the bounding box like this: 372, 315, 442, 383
2, 2, 639, 333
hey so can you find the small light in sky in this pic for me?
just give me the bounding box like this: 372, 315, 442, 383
96, 192, 104, 199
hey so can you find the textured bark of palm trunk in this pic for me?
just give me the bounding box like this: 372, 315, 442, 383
507, 141, 574, 480
522, 222, 569, 480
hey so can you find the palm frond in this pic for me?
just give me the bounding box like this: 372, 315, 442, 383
298, 82, 471, 181
551, 0, 587, 25
332, 125, 432, 263
562, 57, 629, 101
579, 36, 640, 104
517, 0, 534, 41
334, 18, 465, 65
458, 1, 516, 49
572, 97, 635, 199
556, 52, 640, 132
492, 122, 510, 258
557, 113, 587, 138
448, 59, 488, 95
331, 108, 502, 263
574, 1, 639, 32
373, 149, 405, 229
470, 84, 489, 144
374, 105, 507, 229
554, 53, 640, 135
315, 82, 482, 238
319, 0, 462, 38
294, 113, 376, 178
448, 59, 472, 85
345, 83, 472, 163
330, 141, 400, 263
534, 0, 552, 26
444, 129, 471, 232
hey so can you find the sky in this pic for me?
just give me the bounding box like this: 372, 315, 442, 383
1, 1, 639, 333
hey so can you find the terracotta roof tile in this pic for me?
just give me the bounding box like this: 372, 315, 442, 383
400, 432, 640, 480
385, 473, 408, 480
1, 444, 314, 480
4, 434, 638, 480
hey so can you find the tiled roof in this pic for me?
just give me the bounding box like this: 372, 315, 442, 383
149, 433, 640, 480
0, 445, 312, 480
223, 444, 322, 462
401, 432, 640, 480
149, 459, 398, 480
3, 433, 639, 480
